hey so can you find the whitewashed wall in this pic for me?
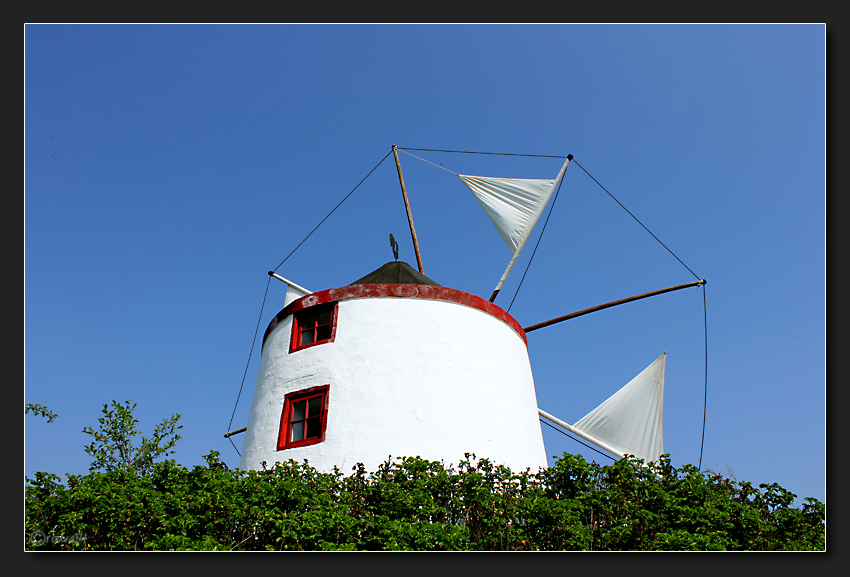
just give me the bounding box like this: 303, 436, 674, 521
239, 294, 548, 474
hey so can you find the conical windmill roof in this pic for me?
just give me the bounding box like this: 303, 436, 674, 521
349, 261, 441, 286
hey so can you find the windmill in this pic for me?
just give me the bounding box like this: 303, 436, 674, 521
225, 145, 707, 474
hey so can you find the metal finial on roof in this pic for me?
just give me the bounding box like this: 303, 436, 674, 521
390, 233, 399, 261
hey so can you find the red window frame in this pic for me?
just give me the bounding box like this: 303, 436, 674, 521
289, 302, 338, 353
277, 384, 330, 451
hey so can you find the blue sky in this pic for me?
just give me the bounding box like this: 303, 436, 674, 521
25, 24, 825, 506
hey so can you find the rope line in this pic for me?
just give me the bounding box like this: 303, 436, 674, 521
228, 275, 271, 433
507, 163, 570, 313
698, 285, 708, 470
572, 159, 700, 281
396, 146, 571, 312
665, 286, 699, 353
227, 150, 394, 455
540, 419, 615, 461
397, 149, 459, 175
231, 398, 251, 431
270, 150, 394, 274
398, 146, 567, 159
570, 158, 709, 470
663, 283, 709, 469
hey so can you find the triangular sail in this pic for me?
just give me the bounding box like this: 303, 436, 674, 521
285, 284, 310, 306
459, 175, 560, 254
458, 157, 571, 300
572, 353, 666, 463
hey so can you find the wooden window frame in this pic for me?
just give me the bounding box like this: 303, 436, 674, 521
289, 301, 338, 353
277, 384, 330, 451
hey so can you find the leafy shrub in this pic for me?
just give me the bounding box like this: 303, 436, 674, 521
24, 452, 824, 551
82, 400, 183, 476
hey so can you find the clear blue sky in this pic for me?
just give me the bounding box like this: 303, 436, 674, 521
25, 24, 825, 506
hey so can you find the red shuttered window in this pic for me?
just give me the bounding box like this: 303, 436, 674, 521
290, 302, 338, 353
277, 385, 330, 450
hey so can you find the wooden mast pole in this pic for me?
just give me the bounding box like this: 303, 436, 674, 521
523, 279, 706, 333
223, 427, 247, 438
392, 145, 425, 274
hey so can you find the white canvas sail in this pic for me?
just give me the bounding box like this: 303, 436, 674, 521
458, 157, 571, 299
459, 175, 560, 254
285, 283, 311, 306
572, 353, 666, 463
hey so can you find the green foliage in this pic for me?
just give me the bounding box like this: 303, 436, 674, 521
24, 451, 825, 551
25, 403, 58, 423
81, 400, 183, 476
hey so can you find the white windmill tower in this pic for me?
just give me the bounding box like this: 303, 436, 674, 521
237, 260, 548, 474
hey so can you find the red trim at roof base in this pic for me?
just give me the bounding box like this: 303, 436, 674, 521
262, 284, 527, 350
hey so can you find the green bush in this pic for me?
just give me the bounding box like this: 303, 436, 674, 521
24, 452, 825, 551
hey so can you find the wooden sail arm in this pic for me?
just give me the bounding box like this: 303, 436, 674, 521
268, 271, 311, 294
539, 409, 663, 476
392, 145, 425, 274
538, 408, 625, 458
523, 279, 706, 333
223, 427, 247, 439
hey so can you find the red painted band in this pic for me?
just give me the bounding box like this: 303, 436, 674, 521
262, 284, 527, 350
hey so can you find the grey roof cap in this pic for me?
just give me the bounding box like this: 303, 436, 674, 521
349, 261, 441, 286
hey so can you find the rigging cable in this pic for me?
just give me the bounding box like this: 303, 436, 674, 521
540, 419, 615, 461
571, 159, 700, 281
665, 285, 699, 353
401, 149, 700, 291
569, 158, 710, 468
396, 147, 572, 313
226, 274, 270, 457
226, 150, 395, 456
663, 283, 709, 470
398, 147, 564, 159
271, 149, 394, 274
397, 149, 461, 175
698, 285, 708, 471
507, 161, 569, 313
